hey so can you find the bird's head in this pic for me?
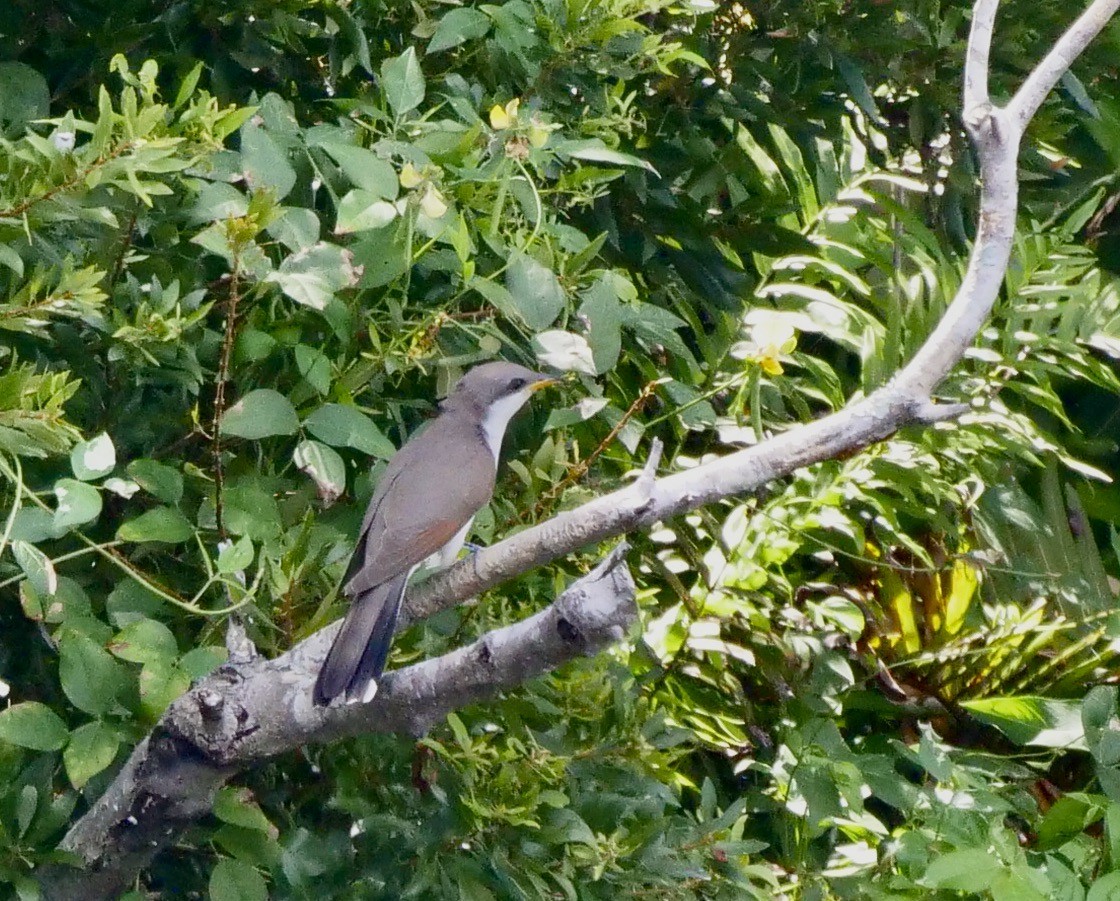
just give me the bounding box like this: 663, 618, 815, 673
448, 361, 556, 410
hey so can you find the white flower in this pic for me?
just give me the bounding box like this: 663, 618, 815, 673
52, 131, 76, 153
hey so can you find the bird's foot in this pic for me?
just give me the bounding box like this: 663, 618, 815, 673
463, 541, 486, 576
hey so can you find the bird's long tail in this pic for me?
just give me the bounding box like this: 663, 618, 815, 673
313, 571, 409, 706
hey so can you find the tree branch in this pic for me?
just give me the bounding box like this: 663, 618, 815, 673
39, 546, 637, 899
963, 0, 999, 111
1009, 0, 1120, 128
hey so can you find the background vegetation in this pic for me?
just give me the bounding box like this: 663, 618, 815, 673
2, 0, 1120, 897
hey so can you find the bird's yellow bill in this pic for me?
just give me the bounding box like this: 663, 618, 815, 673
529, 377, 558, 393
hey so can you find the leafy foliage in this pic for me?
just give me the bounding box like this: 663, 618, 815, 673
1, 0, 1120, 898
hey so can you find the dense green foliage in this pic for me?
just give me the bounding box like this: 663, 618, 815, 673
2, 0, 1120, 897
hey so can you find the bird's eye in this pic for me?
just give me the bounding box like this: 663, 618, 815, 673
508, 377, 527, 391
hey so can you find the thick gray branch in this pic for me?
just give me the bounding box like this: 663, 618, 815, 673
38, 548, 636, 899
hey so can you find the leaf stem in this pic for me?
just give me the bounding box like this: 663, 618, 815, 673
488, 157, 510, 239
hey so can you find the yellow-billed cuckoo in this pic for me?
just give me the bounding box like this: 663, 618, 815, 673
313, 361, 554, 706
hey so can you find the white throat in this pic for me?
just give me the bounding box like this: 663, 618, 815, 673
479, 387, 534, 464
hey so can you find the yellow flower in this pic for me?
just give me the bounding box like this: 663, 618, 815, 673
489, 98, 520, 130
399, 162, 424, 189
419, 185, 448, 218
529, 121, 550, 148
758, 354, 784, 376
731, 313, 798, 375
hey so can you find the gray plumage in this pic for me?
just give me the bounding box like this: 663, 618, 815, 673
314, 362, 552, 705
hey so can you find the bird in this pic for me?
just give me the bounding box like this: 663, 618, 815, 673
313, 361, 555, 706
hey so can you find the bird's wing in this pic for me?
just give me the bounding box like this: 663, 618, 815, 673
342, 418, 495, 596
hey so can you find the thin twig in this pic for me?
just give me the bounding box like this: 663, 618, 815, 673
531, 380, 660, 516
211, 261, 243, 538
108, 204, 141, 288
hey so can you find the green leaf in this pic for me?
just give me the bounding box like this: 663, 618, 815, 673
505, 252, 566, 330
555, 139, 657, 174
381, 48, 425, 119
324, 2, 372, 74
109, 618, 179, 665
429, 8, 491, 52
71, 432, 116, 481
64, 722, 121, 788
294, 345, 331, 396
106, 580, 166, 627
214, 787, 275, 834
189, 182, 249, 225
217, 537, 255, 575
220, 389, 300, 440
173, 61, 204, 109
0, 702, 68, 751
240, 119, 296, 199
126, 459, 184, 505
471, 277, 523, 321
0, 243, 24, 277
316, 142, 398, 198
1088, 872, 1120, 901
304, 404, 395, 458
446, 712, 471, 748
210, 858, 268, 901
0, 62, 50, 131
223, 481, 282, 542
961, 696, 1086, 750
116, 506, 194, 544
53, 478, 102, 530
59, 629, 126, 715
835, 53, 883, 125
16, 784, 37, 838
578, 273, 624, 373
351, 218, 410, 288
12, 540, 57, 596
621, 301, 691, 359
294, 440, 347, 504
542, 808, 597, 845
266, 242, 360, 309
1036, 795, 1105, 851
179, 646, 228, 680
921, 849, 998, 891
9, 477, 51, 525
333, 191, 398, 234
1084, 686, 1118, 749
543, 397, 608, 431
268, 207, 320, 252
139, 660, 191, 719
